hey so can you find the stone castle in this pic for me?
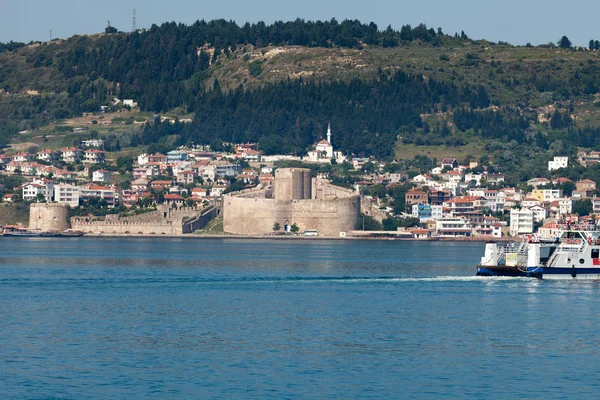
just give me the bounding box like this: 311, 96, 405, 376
29, 203, 71, 232
223, 168, 360, 236
29, 203, 217, 235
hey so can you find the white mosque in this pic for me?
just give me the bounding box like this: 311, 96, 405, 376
307, 124, 347, 163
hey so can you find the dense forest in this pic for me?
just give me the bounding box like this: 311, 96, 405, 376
139, 70, 490, 159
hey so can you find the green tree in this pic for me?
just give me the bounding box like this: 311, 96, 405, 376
248, 60, 263, 77
356, 214, 382, 231
290, 223, 299, 234
573, 199, 593, 216
382, 217, 400, 231
558, 36, 572, 49
273, 222, 281, 232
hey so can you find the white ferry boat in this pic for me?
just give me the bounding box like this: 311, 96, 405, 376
477, 228, 600, 280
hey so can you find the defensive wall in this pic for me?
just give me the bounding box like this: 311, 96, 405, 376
223, 168, 360, 237
360, 196, 388, 223
71, 204, 216, 235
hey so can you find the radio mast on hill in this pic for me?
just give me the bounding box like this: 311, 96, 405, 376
132, 9, 137, 32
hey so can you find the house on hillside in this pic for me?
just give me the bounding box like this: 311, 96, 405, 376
441, 158, 458, 170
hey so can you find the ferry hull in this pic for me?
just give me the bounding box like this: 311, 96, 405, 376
539, 267, 600, 280
476, 265, 533, 278
477, 265, 600, 280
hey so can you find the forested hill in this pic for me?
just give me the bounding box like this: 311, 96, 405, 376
1, 18, 600, 160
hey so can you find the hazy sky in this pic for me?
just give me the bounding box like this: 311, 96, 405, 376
1, 0, 598, 46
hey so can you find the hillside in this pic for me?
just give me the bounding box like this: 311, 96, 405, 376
1, 19, 600, 182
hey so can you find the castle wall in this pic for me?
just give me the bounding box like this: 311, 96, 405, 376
71, 205, 215, 235
223, 197, 292, 235
71, 220, 181, 235
223, 196, 359, 236
29, 203, 71, 232
224, 168, 360, 237
182, 207, 218, 233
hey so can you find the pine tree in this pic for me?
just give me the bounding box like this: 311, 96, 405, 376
559, 35, 572, 49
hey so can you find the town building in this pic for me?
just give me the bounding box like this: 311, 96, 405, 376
440, 158, 458, 170
412, 203, 443, 222
36, 149, 60, 162
531, 189, 563, 203
510, 208, 534, 236
527, 178, 551, 188
92, 169, 111, 182
164, 194, 185, 206
22, 180, 53, 202
53, 183, 81, 207
81, 139, 104, 148
435, 217, 472, 237
131, 178, 149, 192
405, 187, 429, 211
548, 156, 568, 171
167, 150, 188, 163
176, 171, 196, 185
13, 153, 33, 163
214, 163, 242, 178
573, 179, 597, 199
83, 149, 105, 164
61, 148, 83, 163
80, 184, 119, 208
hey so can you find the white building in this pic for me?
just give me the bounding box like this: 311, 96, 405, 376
528, 205, 547, 223
83, 149, 105, 164
22, 181, 53, 202
215, 163, 242, 178
123, 99, 138, 108
176, 171, 196, 185
36, 149, 60, 163
92, 169, 111, 182
412, 204, 443, 222
558, 198, 573, 216
53, 183, 80, 207
307, 124, 346, 163
464, 172, 483, 186
510, 208, 534, 236
81, 139, 104, 148
80, 184, 119, 208
13, 153, 33, 163
61, 148, 83, 163
548, 156, 568, 171
435, 217, 473, 237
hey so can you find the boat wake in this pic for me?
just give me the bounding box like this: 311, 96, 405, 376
0, 275, 527, 287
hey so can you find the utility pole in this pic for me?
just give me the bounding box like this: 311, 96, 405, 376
132, 9, 136, 32
49, 30, 52, 41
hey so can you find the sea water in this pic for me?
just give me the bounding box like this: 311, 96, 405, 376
1, 238, 600, 399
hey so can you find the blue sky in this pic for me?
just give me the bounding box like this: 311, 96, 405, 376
1, 0, 598, 46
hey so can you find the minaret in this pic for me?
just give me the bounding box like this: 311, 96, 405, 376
327, 123, 332, 144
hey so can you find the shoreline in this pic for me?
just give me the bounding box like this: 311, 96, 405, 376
15, 232, 512, 242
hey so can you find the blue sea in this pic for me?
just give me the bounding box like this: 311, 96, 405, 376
1, 238, 600, 399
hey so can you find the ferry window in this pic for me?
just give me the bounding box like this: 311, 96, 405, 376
593, 249, 599, 259
580, 258, 585, 264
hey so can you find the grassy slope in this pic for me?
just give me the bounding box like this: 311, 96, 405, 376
0, 203, 29, 226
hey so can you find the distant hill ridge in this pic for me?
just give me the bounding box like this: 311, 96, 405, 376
1, 18, 600, 163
